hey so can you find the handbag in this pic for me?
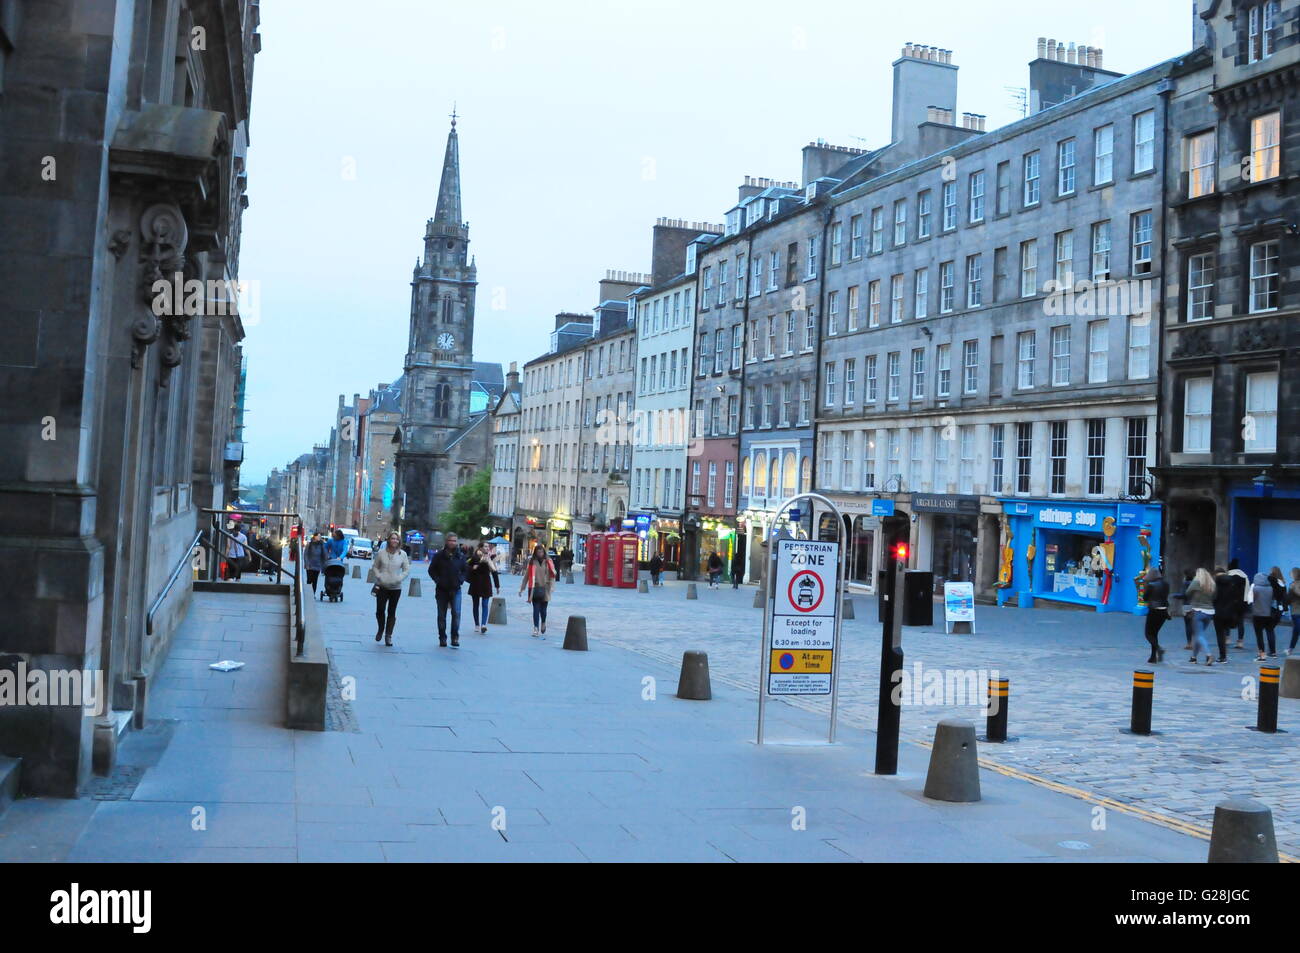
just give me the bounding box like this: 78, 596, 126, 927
370, 584, 381, 596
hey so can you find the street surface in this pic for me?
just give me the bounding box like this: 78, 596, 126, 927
0, 565, 1288, 862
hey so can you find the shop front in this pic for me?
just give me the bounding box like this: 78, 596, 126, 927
912, 494, 981, 592
547, 517, 572, 556
697, 517, 739, 581
1227, 477, 1300, 578
995, 499, 1163, 615
649, 516, 682, 570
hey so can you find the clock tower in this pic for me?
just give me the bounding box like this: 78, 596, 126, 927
393, 112, 479, 531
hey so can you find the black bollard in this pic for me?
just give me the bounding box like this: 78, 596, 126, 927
1130, 669, 1154, 735
1257, 665, 1280, 733
985, 677, 1009, 743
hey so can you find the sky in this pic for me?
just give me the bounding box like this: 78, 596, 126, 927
238, 0, 1194, 485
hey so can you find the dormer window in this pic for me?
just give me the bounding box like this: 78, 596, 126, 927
1248, 1, 1280, 64
725, 209, 741, 236
685, 244, 697, 274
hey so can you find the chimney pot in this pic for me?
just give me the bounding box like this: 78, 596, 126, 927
1037, 36, 1047, 58
1096, 48, 1104, 68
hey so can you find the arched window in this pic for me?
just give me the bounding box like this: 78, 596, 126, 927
441, 296, 453, 323
782, 451, 797, 497
753, 451, 768, 495
799, 456, 812, 494
769, 457, 780, 501
434, 382, 450, 418
741, 456, 752, 497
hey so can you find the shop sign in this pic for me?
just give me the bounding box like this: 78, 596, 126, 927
943, 581, 976, 634
912, 494, 980, 515
871, 499, 896, 517
1116, 504, 1146, 527
1037, 507, 1100, 529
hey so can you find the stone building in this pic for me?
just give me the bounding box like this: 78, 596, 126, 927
391, 116, 495, 534
573, 271, 646, 552
0, 0, 258, 794
358, 379, 403, 539
628, 220, 718, 570
489, 364, 522, 550
811, 40, 1166, 614
515, 314, 593, 552
1156, 0, 1300, 580
725, 178, 823, 584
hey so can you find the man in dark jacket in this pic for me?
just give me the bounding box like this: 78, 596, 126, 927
1212, 566, 1245, 663
428, 532, 468, 647
731, 549, 745, 589
649, 553, 664, 587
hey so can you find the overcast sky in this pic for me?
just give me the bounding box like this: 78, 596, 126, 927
239, 0, 1193, 485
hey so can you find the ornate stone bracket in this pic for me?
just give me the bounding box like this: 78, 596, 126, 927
132, 203, 190, 377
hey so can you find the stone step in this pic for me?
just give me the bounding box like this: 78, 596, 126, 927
0, 755, 20, 816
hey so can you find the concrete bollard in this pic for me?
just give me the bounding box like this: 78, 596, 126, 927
1208, 798, 1278, 863
686, 583, 698, 600
676, 650, 712, 700
351, 563, 361, 578
565, 571, 574, 584
408, 578, 421, 597
842, 598, 855, 620
638, 579, 649, 593
923, 719, 981, 803
752, 588, 765, 608
1282, 656, 1300, 700
488, 596, 507, 625
563, 615, 588, 651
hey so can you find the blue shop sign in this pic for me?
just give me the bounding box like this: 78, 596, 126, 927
871, 499, 896, 517
634, 514, 651, 533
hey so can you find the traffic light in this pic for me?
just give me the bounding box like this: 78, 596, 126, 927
894, 542, 910, 562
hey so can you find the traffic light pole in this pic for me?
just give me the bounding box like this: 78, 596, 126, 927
874, 545, 906, 775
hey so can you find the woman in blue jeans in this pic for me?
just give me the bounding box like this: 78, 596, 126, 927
1184, 568, 1217, 665
519, 544, 557, 638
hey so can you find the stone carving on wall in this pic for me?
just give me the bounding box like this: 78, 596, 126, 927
133, 203, 190, 375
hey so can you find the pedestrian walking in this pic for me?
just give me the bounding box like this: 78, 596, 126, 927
519, 543, 557, 638
1250, 571, 1280, 660
1227, 558, 1251, 649
649, 553, 663, 587
1211, 565, 1243, 663
1287, 567, 1300, 656
1142, 567, 1169, 664
707, 551, 723, 589
1177, 569, 1196, 649
227, 524, 248, 581
467, 545, 500, 634
1184, 568, 1217, 666
304, 532, 325, 594
731, 549, 744, 589
428, 532, 468, 648
372, 532, 411, 646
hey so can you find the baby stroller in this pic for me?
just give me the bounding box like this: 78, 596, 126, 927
321, 557, 346, 602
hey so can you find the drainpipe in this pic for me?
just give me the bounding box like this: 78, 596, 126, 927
1154, 74, 1174, 572
809, 200, 835, 541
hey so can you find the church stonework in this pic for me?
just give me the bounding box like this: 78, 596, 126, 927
393, 116, 480, 532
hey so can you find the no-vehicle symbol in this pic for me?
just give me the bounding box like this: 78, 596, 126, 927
787, 570, 824, 613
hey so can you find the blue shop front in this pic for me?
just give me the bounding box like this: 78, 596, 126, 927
994, 499, 1163, 615
1226, 478, 1300, 579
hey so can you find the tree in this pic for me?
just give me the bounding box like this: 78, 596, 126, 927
437, 467, 491, 538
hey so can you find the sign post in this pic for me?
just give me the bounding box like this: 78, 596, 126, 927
875, 541, 908, 774
757, 493, 847, 745
943, 581, 976, 634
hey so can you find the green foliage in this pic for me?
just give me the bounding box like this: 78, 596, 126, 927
437, 467, 491, 538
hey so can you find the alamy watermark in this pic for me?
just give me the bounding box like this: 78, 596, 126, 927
891, 662, 1001, 714
0, 662, 106, 715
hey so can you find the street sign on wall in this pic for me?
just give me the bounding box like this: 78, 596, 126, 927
767, 538, 840, 695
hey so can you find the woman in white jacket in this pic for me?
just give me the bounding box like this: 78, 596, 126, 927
372, 532, 411, 646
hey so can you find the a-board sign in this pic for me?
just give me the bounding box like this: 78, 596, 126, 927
768, 538, 839, 695
943, 581, 976, 633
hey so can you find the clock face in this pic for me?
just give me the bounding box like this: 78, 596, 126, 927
437, 332, 455, 350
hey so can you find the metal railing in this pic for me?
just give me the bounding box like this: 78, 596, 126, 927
201, 508, 306, 655
146, 530, 206, 636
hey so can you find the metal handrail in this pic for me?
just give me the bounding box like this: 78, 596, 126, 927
146, 530, 206, 636
205, 510, 306, 656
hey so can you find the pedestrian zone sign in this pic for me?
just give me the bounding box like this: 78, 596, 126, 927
768, 538, 839, 695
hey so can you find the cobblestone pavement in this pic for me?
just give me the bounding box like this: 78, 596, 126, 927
579, 574, 1300, 857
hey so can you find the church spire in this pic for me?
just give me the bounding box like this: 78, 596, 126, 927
434, 109, 461, 226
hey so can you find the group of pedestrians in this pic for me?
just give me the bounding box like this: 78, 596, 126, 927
1147, 559, 1300, 666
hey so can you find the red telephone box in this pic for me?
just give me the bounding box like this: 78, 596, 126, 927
612, 533, 640, 588
602, 533, 619, 587
585, 533, 604, 585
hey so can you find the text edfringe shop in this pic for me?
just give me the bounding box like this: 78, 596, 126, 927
994, 499, 1163, 615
